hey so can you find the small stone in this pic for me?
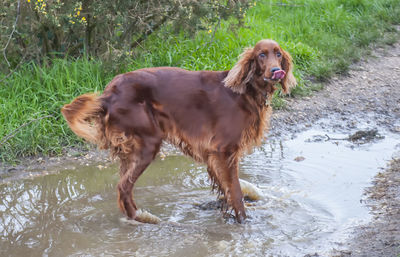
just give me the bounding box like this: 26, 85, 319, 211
294, 156, 306, 162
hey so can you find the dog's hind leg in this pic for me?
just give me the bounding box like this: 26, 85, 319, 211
117, 135, 162, 222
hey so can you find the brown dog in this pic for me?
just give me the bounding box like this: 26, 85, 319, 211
61, 39, 296, 223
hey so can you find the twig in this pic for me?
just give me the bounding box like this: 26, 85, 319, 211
0, 52, 27, 85
130, 8, 176, 49
2, 0, 21, 67
0, 115, 54, 147
324, 134, 347, 141
209, 18, 221, 46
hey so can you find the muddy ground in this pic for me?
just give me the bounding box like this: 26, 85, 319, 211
272, 41, 400, 256
1, 40, 400, 256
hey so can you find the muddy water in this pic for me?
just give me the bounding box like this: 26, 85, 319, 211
1, 126, 400, 257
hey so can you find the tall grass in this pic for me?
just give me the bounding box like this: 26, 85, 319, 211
1, 0, 399, 163
0, 59, 109, 162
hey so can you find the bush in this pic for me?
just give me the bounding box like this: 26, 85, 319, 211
0, 0, 250, 72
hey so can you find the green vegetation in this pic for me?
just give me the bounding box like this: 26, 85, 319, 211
1, 0, 400, 163
0, 0, 248, 69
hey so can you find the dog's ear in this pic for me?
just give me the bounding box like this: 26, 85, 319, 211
280, 48, 296, 94
224, 47, 256, 94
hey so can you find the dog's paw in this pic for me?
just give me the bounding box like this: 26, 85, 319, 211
239, 179, 263, 201
120, 209, 162, 225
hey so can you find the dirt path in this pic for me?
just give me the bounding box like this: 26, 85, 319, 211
272, 43, 400, 136
271, 42, 400, 256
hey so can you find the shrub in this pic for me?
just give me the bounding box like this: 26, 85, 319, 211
0, 0, 250, 72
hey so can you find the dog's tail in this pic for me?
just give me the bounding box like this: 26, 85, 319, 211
61, 93, 103, 145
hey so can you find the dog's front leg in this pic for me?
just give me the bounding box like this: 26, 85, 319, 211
208, 152, 246, 223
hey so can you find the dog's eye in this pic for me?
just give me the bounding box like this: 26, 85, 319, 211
277, 52, 282, 57
259, 53, 266, 58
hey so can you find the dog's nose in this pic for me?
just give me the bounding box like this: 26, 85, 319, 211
270, 67, 281, 73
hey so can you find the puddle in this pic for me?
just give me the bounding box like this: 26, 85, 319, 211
1, 124, 400, 256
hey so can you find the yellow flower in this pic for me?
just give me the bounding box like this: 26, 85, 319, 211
27, 0, 30, 3
81, 17, 86, 21
208, 29, 212, 34
77, 11, 80, 16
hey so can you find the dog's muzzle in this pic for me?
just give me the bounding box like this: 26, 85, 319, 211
263, 69, 286, 82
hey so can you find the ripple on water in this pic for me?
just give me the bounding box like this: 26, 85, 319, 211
1, 124, 400, 256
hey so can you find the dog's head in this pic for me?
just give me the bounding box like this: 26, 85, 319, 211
224, 39, 296, 95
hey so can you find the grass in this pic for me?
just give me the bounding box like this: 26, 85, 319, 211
0, 59, 108, 162
1, 0, 400, 163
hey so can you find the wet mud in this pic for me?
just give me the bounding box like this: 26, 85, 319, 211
272, 41, 400, 256
330, 159, 400, 257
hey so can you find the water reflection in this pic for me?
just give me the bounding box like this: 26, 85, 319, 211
1, 127, 399, 256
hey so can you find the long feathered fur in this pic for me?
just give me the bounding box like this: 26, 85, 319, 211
61, 39, 296, 223
60, 93, 103, 144
223, 48, 256, 94
280, 49, 297, 94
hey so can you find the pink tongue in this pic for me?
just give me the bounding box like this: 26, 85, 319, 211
272, 70, 286, 80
